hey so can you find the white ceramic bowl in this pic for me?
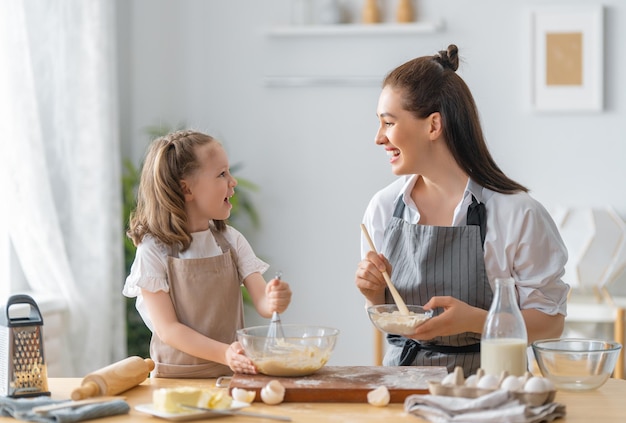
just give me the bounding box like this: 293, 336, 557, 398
237, 324, 339, 377
532, 338, 622, 391
367, 304, 433, 336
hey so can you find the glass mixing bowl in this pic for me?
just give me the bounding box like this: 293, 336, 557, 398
237, 324, 339, 377
532, 338, 622, 391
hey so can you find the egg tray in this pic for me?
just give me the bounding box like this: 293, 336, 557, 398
428, 367, 556, 407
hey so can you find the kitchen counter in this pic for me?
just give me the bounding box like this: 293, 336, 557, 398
2, 377, 626, 422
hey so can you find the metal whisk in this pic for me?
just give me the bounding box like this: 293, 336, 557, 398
266, 271, 285, 341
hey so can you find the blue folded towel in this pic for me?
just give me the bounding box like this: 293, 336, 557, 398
0, 396, 130, 423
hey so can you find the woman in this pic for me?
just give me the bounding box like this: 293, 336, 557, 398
354, 44, 569, 376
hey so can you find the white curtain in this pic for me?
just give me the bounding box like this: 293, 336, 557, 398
0, 0, 125, 376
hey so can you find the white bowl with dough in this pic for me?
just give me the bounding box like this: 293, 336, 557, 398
237, 324, 339, 377
367, 304, 433, 336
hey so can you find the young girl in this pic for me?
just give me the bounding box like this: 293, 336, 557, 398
355, 45, 569, 376
123, 130, 292, 378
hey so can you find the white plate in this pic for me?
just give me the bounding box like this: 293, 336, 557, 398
135, 401, 250, 421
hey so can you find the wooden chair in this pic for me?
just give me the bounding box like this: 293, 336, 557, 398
565, 299, 625, 379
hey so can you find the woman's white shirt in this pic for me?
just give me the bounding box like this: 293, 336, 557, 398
361, 175, 569, 316
123, 225, 269, 331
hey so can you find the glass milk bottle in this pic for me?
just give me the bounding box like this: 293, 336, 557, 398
481, 277, 528, 377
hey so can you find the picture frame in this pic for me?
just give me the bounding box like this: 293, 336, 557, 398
530, 6, 604, 112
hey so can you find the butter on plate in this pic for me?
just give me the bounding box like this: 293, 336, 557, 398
153, 387, 232, 414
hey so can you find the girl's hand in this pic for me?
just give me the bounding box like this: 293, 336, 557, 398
409, 296, 487, 340
265, 278, 292, 313
355, 251, 391, 304
225, 342, 257, 374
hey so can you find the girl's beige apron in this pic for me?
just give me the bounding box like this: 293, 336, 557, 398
151, 228, 243, 378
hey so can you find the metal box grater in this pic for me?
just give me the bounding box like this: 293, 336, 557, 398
0, 294, 50, 397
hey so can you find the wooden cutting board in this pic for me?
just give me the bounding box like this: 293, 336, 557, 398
228, 366, 447, 403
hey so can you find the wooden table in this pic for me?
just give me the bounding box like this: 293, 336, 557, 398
3, 377, 626, 422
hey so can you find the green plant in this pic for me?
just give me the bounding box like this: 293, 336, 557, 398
123, 124, 260, 357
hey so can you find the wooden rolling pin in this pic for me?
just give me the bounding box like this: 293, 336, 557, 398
71, 356, 155, 400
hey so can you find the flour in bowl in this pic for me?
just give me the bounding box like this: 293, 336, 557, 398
371, 310, 431, 335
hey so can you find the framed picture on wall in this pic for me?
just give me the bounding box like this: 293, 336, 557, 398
530, 6, 604, 112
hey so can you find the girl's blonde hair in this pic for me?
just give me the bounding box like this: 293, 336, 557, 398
127, 130, 226, 251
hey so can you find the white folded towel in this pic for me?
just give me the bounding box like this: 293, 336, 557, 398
404, 390, 565, 423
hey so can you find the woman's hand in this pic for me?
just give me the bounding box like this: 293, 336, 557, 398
225, 342, 257, 374
409, 296, 487, 340
355, 251, 392, 305
265, 277, 292, 314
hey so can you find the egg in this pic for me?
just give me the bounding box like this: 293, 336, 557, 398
542, 377, 555, 391
464, 375, 478, 388
231, 387, 256, 403
441, 372, 457, 386
524, 376, 549, 393
261, 380, 285, 405
500, 375, 524, 392
441, 366, 465, 386
367, 386, 390, 407
476, 374, 499, 390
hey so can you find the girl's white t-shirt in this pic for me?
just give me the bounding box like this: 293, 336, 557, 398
123, 225, 269, 331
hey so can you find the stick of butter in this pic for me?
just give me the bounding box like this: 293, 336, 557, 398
153, 387, 232, 413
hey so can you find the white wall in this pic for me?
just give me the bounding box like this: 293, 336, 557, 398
118, 0, 626, 366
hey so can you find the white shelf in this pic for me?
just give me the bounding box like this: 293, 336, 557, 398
266, 21, 444, 37
264, 75, 381, 87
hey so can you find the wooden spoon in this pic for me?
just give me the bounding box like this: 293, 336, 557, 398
360, 224, 410, 315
